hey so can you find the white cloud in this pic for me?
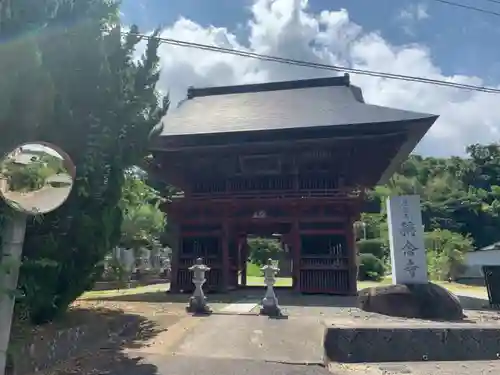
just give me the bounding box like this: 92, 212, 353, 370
147, 0, 500, 157
398, 3, 430, 22
397, 3, 429, 37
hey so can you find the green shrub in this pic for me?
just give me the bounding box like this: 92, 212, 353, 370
247, 237, 283, 266
357, 238, 387, 259
358, 253, 385, 281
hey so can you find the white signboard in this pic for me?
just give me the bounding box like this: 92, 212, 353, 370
386, 195, 428, 284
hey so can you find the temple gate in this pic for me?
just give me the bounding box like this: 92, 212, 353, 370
149, 74, 438, 295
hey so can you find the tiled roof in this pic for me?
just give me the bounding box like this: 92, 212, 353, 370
158, 75, 437, 138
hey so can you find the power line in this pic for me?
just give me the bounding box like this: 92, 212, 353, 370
124, 32, 500, 95
483, 0, 500, 5
430, 0, 500, 17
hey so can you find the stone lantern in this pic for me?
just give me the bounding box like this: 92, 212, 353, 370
186, 258, 212, 314
260, 258, 285, 317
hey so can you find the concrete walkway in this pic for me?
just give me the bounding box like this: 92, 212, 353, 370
172, 313, 325, 364
125, 300, 331, 375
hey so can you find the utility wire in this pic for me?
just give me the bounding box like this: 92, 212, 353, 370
430, 0, 500, 17
483, 0, 500, 5
124, 32, 500, 95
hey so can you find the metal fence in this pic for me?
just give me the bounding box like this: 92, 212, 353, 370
482, 265, 500, 309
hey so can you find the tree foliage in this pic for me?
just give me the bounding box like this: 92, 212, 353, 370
360, 145, 500, 280
358, 253, 385, 281
369, 147, 500, 249
357, 239, 387, 260
424, 229, 472, 280
120, 172, 166, 251
1, 0, 168, 324
247, 237, 283, 267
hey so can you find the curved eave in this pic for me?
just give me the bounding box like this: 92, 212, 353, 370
377, 114, 439, 185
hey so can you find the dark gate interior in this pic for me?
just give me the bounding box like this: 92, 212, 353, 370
300, 234, 350, 294
176, 234, 223, 292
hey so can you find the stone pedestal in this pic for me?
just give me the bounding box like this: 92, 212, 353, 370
358, 282, 464, 320
186, 258, 212, 314
259, 259, 286, 318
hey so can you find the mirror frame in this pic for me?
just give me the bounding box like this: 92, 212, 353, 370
0, 141, 76, 215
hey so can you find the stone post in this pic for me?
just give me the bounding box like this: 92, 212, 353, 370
186, 258, 212, 314
260, 258, 285, 317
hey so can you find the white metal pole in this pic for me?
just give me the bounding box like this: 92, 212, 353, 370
0, 212, 27, 375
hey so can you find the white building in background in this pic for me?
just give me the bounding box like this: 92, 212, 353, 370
108, 247, 171, 272
459, 242, 500, 283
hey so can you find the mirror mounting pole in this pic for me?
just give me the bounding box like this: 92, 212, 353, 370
0, 211, 27, 375
0, 141, 75, 375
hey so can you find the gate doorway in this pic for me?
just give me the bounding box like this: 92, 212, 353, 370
243, 235, 292, 288
230, 221, 294, 290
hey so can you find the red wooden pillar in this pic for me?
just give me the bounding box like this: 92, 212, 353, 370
169, 222, 181, 293
345, 215, 357, 296
292, 219, 301, 292
221, 219, 229, 292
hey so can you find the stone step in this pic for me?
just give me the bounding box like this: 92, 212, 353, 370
323, 320, 500, 363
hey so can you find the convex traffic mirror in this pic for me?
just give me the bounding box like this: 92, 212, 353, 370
0, 142, 75, 215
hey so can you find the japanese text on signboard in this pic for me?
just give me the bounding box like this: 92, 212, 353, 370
399, 198, 419, 278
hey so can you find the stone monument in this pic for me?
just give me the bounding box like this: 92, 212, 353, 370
260, 258, 285, 317
358, 195, 463, 320
186, 258, 212, 314
387, 195, 427, 284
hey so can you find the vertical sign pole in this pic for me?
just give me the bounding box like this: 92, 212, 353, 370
0, 212, 27, 375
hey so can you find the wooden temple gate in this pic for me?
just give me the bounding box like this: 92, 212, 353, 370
150, 75, 438, 296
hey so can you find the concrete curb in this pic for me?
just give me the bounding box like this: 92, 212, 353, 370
323, 320, 500, 363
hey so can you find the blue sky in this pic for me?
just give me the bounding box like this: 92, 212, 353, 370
119, 0, 500, 156
121, 0, 500, 86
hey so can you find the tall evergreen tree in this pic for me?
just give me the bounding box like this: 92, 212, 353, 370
0, 0, 168, 323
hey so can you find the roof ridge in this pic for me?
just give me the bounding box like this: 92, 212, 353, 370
187, 74, 351, 99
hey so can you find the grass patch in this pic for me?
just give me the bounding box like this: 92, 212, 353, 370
246, 275, 487, 294
246, 262, 261, 277
246, 276, 293, 287
79, 283, 169, 300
